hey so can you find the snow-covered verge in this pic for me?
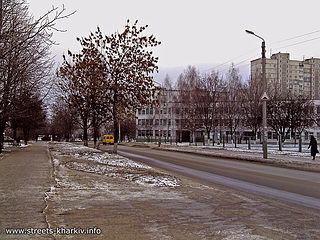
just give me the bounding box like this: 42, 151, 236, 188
50, 142, 179, 187
133, 142, 320, 171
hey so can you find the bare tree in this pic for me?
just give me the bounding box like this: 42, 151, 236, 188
290, 98, 315, 143
268, 90, 315, 150
242, 75, 263, 141
50, 98, 76, 141
177, 66, 201, 144
0, 0, 72, 152
196, 71, 224, 145
162, 75, 174, 143
223, 64, 244, 146
120, 118, 136, 141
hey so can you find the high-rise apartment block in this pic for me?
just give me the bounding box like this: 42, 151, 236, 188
251, 53, 320, 99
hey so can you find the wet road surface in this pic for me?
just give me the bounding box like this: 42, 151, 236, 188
117, 145, 320, 211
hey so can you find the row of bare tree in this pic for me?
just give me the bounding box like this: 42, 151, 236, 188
0, 0, 71, 152
165, 65, 316, 147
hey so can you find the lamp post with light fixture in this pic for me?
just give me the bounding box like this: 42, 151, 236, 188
245, 30, 268, 159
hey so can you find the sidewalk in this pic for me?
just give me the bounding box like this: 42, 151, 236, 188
0, 142, 53, 240
123, 142, 320, 172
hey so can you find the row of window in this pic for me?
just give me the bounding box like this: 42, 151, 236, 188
138, 119, 172, 126
138, 108, 174, 115
137, 130, 171, 137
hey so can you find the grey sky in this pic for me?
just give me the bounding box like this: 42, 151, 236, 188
27, 0, 320, 80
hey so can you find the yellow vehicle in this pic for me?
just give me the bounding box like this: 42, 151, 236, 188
101, 134, 114, 145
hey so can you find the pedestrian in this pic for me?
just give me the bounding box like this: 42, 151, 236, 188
308, 135, 319, 160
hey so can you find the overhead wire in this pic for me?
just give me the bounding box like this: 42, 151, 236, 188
203, 29, 320, 74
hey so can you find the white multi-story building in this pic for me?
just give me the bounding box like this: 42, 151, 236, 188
251, 52, 320, 99
136, 89, 209, 143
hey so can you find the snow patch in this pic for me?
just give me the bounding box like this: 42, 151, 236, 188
78, 152, 151, 169
50, 142, 179, 188
65, 161, 179, 187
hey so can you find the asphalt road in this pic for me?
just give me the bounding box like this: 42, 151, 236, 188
116, 145, 320, 211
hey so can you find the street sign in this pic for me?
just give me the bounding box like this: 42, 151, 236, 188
260, 92, 270, 101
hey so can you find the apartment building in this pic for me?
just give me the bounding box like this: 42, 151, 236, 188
251, 52, 320, 99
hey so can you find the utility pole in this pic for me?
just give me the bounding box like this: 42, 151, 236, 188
246, 30, 268, 159
261, 40, 268, 159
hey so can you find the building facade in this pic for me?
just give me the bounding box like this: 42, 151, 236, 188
251, 52, 320, 99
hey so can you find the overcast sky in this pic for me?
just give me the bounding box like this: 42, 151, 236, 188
27, 0, 320, 81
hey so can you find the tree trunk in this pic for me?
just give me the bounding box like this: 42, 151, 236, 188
12, 123, 17, 145
83, 126, 88, 147
93, 124, 99, 148
278, 134, 282, 151
23, 127, 29, 145
193, 131, 196, 146
113, 118, 119, 153
0, 124, 4, 153
92, 114, 99, 149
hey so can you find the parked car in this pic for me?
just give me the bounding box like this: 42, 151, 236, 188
101, 135, 114, 145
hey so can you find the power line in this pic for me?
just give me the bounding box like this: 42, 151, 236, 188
204, 29, 320, 74
271, 29, 320, 45
272, 36, 320, 52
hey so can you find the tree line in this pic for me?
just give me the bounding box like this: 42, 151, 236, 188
0, 0, 72, 152
160, 65, 316, 149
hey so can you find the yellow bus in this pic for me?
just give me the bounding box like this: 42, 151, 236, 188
101, 135, 114, 145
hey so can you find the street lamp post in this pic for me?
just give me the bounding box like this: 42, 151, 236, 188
245, 30, 268, 159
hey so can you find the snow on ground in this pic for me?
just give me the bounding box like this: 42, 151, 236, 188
144, 141, 311, 156
76, 152, 151, 169
52, 142, 102, 154
50, 142, 179, 187
138, 141, 320, 171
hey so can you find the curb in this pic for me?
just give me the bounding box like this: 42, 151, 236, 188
131, 144, 320, 173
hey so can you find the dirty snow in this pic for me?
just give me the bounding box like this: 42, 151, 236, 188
53, 142, 102, 154
76, 152, 151, 169
50, 142, 178, 187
